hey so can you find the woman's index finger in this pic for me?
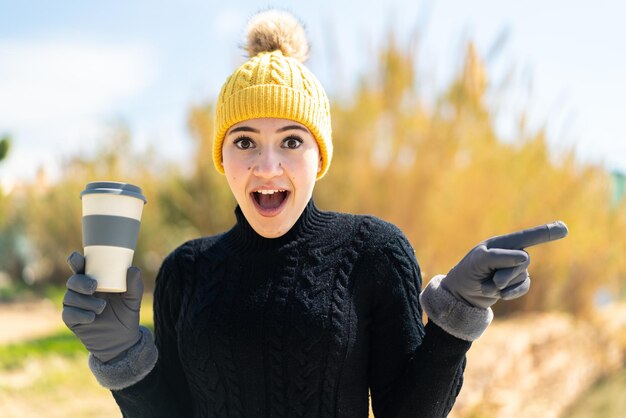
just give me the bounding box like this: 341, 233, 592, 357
485, 221, 568, 250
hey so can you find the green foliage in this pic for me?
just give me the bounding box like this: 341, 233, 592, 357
0, 281, 30, 302
0, 330, 83, 370
0, 135, 11, 233
13, 125, 189, 287
0, 135, 9, 162
0, 325, 155, 371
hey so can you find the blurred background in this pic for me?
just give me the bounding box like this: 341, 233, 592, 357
1, 1, 625, 417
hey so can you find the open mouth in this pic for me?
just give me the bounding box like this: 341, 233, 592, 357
250, 189, 290, 216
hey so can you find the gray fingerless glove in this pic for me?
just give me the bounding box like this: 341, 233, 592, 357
62, 252, 144, 363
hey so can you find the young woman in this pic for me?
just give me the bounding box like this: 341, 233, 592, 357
62, 9, 567, 417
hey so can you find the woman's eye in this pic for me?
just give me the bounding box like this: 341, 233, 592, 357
283, 136, 303, 149
234, 137, 254, 150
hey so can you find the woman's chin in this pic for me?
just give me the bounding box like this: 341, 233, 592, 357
248, 218, 290, 238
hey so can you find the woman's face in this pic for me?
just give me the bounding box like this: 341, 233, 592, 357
222, 118, 322, 238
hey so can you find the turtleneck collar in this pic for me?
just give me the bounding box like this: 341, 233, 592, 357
222, 198, 332, 252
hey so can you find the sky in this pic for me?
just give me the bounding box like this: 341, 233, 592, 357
1, 0, 625, 191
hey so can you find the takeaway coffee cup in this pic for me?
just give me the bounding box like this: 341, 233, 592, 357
80, 182, 147, 292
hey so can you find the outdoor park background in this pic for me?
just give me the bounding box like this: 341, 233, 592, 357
1, 1, 626, 417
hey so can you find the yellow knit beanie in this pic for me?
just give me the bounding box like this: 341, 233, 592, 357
213, 9, 332, 179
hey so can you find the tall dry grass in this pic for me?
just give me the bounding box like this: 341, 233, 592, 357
1, 35, 624, 317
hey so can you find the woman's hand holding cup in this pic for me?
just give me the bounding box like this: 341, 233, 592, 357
62, 252, 143, 363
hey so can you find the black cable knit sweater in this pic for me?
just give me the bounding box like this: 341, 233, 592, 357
111, 199, 472, 417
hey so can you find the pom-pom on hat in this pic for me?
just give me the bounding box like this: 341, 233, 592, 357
213, 9, 333, 179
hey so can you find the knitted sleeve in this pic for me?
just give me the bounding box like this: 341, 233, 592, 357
367, 232, 471, 418
110, 243, 195, 417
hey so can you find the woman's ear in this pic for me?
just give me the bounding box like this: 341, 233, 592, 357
318, 156, 323, 173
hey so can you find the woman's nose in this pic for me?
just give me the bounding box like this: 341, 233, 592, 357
253, 150, 284, 178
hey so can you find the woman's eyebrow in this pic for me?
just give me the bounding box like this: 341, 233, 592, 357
227, 126, 260, 135
276, 125, 308, 133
